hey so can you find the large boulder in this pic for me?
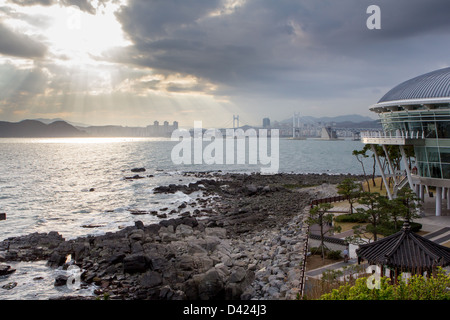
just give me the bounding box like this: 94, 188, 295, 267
0, 264, 16, 276
196, 268, 226, 300
54, 275, 68, 287
225, 268, 255, 299
204, 227, 227, 238
123, 254, 151, 273
47, 251, 68, 268
139, 271, 163, 288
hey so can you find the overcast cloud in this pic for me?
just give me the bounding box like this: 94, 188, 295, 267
0, 0, 449, 127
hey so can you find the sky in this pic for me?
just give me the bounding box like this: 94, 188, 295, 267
0, 0, 449, 128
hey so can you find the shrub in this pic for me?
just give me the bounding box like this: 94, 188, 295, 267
309, 247, 344, 260
326, 250, 342, 260
410, 222, 422, 232
334, 212, 368, 223
320, 268, 450, 300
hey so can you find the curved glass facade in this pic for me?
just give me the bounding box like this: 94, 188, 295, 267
378, 107, 450, 179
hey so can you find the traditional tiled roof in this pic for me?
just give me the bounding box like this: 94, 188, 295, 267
356, 222, 450, 271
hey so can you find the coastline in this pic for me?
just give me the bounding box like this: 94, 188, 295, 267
0, 172, 364, 300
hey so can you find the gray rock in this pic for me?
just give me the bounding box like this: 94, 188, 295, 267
225, 269, 255, 299
47, 251, 67, 268
248, 263, 257, 271
130, 241, 144, 254
183, 278, 199, 300
134, 220, 145, 230
107, 253, 126, 265
0, 264, 16, 276
54, 275, 68, 287
229, 267, 246, 283
175, 224, 194, 237
139, 271, 162, 288
187, 243, 208, 255
160, 232, 178, 242
245, 184, 258, 195
197, 268, 225, 300
1, 282, 17, 290
72, 242, 90, 262
159, 285, 186, 300
205, 227, 227, 238
129, 229, 145, 241
123, 254, 150, 273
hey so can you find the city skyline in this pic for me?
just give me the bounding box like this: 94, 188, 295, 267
1, 0, 450, 127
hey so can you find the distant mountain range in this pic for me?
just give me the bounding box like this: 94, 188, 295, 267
31, 118, 91, 127
0, 120, 87, 137
0, 114, 380, 138
0, 119, 173, 138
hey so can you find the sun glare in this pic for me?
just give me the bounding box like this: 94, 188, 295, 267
46, 4, 130, 63
3, 1, 130, 65
34, 137, 147, 144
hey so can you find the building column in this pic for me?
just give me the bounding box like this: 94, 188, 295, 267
399, 145, 415, 191
436, 187, 442, 216
382, 145, 398, 185
371, 144, 393, 200
447, 188, 450, 210
419, 184, 425, 202
415, 184, 420, 198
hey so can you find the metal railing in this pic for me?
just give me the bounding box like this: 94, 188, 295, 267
310, 195, 348, 207
299, 219, 310, 300
360, 130, 425, 140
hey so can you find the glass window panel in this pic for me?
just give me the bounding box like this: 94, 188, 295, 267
417, 161, 429, 177
415, 147, 427, 162
442, 164, 450, 179
440, 148, 450, 163
424, 122, 437, 138
429, 163, 442, 179
427, 147, 440, 162
436, 121, 450, 139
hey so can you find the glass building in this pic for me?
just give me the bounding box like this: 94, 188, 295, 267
361, 67, 450, 216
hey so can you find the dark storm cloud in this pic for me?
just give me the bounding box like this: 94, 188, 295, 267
3, 0, 450, 123
0, 22, 47, 58
8, 0, 53, 6
61, 0, 96, 14
113, 0, 450, 99
8, 0, 100, 14
288, 0, 450, 51
117, 0, 222, 40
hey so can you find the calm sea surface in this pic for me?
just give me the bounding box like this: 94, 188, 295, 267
0, 137, 374, 299
0, 137, 373, 241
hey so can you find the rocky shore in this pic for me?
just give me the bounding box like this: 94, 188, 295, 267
0, 172, 363, 300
